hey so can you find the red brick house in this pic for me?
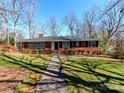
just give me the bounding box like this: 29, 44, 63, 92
18, 36, 99, 52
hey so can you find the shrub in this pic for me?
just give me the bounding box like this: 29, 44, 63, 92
111, 47, 124, 59
47, 50, 52, 54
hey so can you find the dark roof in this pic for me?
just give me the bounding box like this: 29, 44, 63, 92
18, 36, 98, 42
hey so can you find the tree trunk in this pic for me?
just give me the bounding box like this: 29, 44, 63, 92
6, 19, 9, 44
13, 0, 16, 50
28, 12, 32, 39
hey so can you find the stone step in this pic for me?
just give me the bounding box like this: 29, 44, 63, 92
34, 55, 67, 93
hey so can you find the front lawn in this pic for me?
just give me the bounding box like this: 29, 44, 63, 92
0, 52, 51, 69
0, 52, 52, 93
62, 56, 124, 93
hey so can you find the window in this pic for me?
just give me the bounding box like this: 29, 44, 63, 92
92, 41, 96, 47
28, 42, 45, 49
88, 41, 96, 47
82, 41, 86, 47
76, 41, 79, 46
62, 42, 70, 48
88, 41, 92, 47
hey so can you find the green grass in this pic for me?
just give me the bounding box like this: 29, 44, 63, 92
0, 52, 51, 70
1, 52, 124, 93
62, 57, 124, 93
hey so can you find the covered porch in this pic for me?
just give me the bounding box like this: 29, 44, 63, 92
52, 41, 99, 51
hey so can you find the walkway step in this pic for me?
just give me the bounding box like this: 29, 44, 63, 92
34, 55, 67, 93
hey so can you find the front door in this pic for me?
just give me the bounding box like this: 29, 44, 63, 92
62, 42, 70, 48
55, 42, 59, 50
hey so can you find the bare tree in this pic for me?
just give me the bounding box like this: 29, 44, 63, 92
99, 0, 123, 19
63, 12, 77, 37
40, 23, 47, 34
0, 16, 6, 44
48, 16, 61, 36
0, 0, 38, 47
25, 0, 37, 39
75, 22, 80, 37
16, 30, 24, 39
10, 0, 28, 48
98, 23, 108, 39
101, 5, 124, 42
36, 23, 47, 35
74, 20, 84, 38
83, 10, 96, 38
31, 24, 37, 38
0, 0, 11, 44
80, 22, 89, 38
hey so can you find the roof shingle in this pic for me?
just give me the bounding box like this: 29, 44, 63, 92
18, 36, 98, 42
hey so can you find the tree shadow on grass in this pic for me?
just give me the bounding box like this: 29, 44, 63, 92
62, 59, 124, 93
0, 55, 47, 77
0, 54, 67, 93
67, 59, 124, 80
0, 54, 124, 93
29, 54, 51, 62
0, 54, 63, 79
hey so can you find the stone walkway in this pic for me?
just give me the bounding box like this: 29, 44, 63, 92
34, 55, 67, 93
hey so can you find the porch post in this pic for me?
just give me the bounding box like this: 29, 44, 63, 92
20, 42, 23, 49
58, 42, 60, 49
51, 41, 54, 50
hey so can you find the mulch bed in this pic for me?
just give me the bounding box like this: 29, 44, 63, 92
0, 68, 29, 93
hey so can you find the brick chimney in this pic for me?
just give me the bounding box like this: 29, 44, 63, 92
39, 34, 44, 38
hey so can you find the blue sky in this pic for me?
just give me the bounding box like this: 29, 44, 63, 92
35, 0, 110, 23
